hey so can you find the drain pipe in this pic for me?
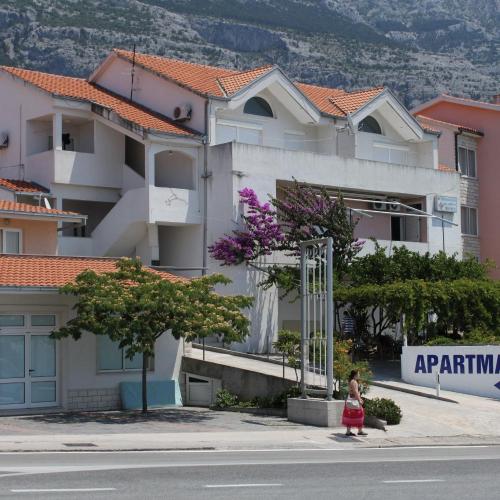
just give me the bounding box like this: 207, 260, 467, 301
201, 99, 210, 277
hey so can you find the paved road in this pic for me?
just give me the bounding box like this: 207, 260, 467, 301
0, 446, 499, 499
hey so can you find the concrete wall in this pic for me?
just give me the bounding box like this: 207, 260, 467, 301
401, 345, 500, 399
181, 356, 294, 401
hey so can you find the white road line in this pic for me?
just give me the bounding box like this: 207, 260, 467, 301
0, 445, 489, 455
383, 479, 445, 484
205, 483, 282, 488
11, 488, 116, 493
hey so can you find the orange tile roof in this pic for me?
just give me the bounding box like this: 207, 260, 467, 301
0, 178, 49, 193
296, 82, 384, 117
0, 254, 186, 288
0, 199, 81, 218
114, 49, 275, 98
416, 115, 484, 136
115, 49, 236, 97
0, 66, 197, 137
294, 82, 345, 115
217, 65, 274, 96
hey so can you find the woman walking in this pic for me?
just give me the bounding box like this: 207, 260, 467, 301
342, 369, 367, 436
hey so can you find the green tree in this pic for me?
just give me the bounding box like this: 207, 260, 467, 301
273, 329, 301, 383
52, 258, 252, 412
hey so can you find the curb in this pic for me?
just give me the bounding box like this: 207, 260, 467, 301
371, 381, 459, 403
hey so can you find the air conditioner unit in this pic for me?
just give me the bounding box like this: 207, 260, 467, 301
173, 103, 192, 121
388, 198, 401, 212
0, 132, 8, 149
372, 201, 387, 211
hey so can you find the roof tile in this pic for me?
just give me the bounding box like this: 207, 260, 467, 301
0, 199, 80, 217
296, 82, 384, 117
217, 65, 274, 96
115, 49, 236, 97
0, 254, 186, 288
0, 178, 49, 193
0, 66, 196, 137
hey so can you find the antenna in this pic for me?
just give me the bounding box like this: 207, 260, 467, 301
130, 43, 136, 102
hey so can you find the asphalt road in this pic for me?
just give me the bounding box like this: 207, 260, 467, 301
0, 446, 499, 499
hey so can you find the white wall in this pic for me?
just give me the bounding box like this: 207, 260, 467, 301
214, 89, 320, 152
401, 345, 500, 399
0, 72, 55, 181
94, 57, 207, 133
53, 120, 124, 188
0, 292, 184, 410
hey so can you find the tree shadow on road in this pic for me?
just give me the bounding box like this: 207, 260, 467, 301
20, 408, 216, 426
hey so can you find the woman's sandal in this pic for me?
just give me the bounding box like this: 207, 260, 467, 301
357, 431, 368, 436
345, 431, 356, 437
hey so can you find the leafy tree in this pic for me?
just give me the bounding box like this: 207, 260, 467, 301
273, 329, 301, 383
52, 258, 252, 412
209, 181, 362, 298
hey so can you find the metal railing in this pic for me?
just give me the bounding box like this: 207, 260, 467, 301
300, 238, 334, 400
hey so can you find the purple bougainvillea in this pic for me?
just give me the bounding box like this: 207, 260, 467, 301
208, 188, 284, 265
209, 182, 363, 274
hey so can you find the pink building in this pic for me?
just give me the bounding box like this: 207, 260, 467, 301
412, 95, 500, 278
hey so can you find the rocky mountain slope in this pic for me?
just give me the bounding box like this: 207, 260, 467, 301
0, 0, 498, 107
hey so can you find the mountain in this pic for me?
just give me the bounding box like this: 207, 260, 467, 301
0, 0, 498, 107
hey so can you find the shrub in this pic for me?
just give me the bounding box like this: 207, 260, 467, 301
364, 397, 402, 425
215, 389, 238, 408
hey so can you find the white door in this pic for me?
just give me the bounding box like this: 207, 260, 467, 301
0, 314, 58, 410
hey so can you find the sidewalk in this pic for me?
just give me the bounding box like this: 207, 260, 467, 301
0, 387, 499, 452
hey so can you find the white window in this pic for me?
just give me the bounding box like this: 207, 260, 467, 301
461, 206, 478, 236
284, 131, 306, 151
96, 336, 147, 372
458, 146, 477, 178
216, 120, 262, 146
0, 229, 22, 254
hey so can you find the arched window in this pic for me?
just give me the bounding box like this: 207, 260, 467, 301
243, 97, 274, 118
358, 116, 382, 134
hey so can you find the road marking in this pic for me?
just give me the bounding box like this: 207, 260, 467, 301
205, 483, 282, 488
383, 479, 445, 484
0, 445, 488, 455
11, 488, 116, 493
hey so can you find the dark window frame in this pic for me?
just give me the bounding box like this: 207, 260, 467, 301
358, 116, 382, 135
243, 97, 274, 118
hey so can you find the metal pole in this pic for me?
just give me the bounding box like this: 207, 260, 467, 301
300, 246, 307, 398
326, 237, 334, 401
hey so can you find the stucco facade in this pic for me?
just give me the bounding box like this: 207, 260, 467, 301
414, 96, 500, 275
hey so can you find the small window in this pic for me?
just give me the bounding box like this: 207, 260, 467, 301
97, 335, 149, 372
358, 116, 382, 134
31, 315, 56, 327
0, 314, 24, 327
461, 206, 478, 236
458, 146, 476, 178
1, 229, 21, 254
243, 97, 273, 118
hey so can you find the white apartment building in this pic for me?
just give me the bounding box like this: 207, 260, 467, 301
0, 49, 462, 357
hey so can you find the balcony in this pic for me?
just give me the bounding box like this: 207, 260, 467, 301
228, 142, 459, 199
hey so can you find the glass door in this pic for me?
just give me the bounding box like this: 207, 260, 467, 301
0, 334, 27, 408
29, 333, 57, 406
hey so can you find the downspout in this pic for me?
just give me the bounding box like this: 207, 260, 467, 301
202, 99, 210, 276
